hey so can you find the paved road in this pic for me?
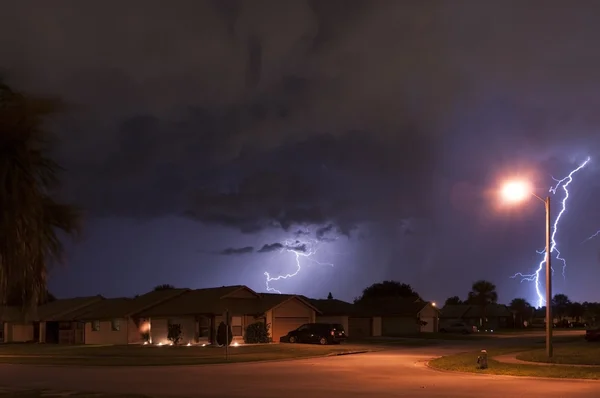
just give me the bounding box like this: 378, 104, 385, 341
0, 338, 597, 398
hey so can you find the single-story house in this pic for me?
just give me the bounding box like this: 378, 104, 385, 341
354, 297, 440, 336
308, 298, 353, 335
137, 286, 320, 345
37, 296, 106, 344
66, 288, 189, 345
440, 304, 512, 330
306, 297, 384, 337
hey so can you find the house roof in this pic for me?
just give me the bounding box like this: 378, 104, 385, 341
306, 298, 356, 316
37, 296, 105, 321
137, 287, 320, 317
71, 288, 190, 320
137, 285, 260, 317
259, 293, 321, 314
0, 306, 25, 322
441, 304, 512, 319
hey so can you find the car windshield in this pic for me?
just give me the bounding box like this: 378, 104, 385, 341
332, 324, 344, 331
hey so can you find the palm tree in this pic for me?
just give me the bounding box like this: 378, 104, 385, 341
509, 298, 531, 328
0, 81, 81, 316
467, 280, 498, 329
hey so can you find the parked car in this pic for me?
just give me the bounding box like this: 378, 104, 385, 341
585, 327, 600, 342
439, 321, 478, 334
281, 323, 347, 345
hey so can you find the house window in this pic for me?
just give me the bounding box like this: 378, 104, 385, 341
111, 319, 120, 331
92, 320, 100, 332
231, 316, 243, 336
198, 316, 210, 338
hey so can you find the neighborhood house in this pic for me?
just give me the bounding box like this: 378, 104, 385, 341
1, 285, 440, 345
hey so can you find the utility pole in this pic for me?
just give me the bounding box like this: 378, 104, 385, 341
545, 196, 553, 358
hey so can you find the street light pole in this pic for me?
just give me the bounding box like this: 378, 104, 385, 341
544, 196, 553, 358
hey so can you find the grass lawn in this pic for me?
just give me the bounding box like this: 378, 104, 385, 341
428, 344, 600, 380
516, 341, 600, 365
0, 343, 373, 366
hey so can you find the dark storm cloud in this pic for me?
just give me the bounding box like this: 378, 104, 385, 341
257, 243, 284, 253
2, 0, 600, 227
219, 246, 254, 255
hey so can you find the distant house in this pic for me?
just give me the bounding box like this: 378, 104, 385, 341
440, 304, 512, 330
68, 288, 189, 345
137, 286, 320, 345
354, 297, 440, 336
306, 296, 439, 337
37, 296, 106, 344
307, 298, 355, 336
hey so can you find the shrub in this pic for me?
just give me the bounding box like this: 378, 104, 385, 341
167, 323, 183, 345
244, 322, 271, 344
216, 321, 233, 346
141, 331, 150, 343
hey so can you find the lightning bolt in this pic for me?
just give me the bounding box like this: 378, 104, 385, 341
581, 229, 600, 244
264, 238, 334, 294
511, 157, 590, 308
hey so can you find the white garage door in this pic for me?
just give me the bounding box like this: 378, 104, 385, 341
273, 317, 309, 342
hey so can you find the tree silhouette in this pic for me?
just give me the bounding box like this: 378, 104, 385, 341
568, 302, 585, 323
467, 280, 498, 329
355, 280, 421, 303
509, 298, 531, 328
552, 294, 571, 320
153, 284, 176, 291
0, 81, 82, 313
444, 296, 463, 306
327, 292, 333, 300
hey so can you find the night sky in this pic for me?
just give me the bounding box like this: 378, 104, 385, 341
3, 1, 600, 306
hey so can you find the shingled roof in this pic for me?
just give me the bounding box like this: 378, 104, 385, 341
306, 298, 356, 316
137, 286, 260, 317
71, 288, 190, 320
37, 296, 105, 321
0, 306, 25, 322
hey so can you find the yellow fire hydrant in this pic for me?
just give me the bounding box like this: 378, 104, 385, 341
477, 349, 488, 369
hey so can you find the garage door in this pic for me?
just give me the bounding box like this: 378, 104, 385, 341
272, 317, 309, 342
348, 317, 372, 337
382, 317, 418, 336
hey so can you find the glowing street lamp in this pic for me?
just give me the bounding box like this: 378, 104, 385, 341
500, 180, 553, 358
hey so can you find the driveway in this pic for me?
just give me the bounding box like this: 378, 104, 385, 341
0, 341, 598, 398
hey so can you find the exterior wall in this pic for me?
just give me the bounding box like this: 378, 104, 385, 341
272, 298, 315, 322
317, 315, 348, 335
7, 323, 34, 342
266, 310, 273, 339
418, 305, 439, 333
84, 319, 129, 345
39, 322, 46, 343
372, 317, 382, 337
150, 316, 196, 345
381, 317, 419, 336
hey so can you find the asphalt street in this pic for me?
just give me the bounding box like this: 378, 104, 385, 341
0, 332, 596, 398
